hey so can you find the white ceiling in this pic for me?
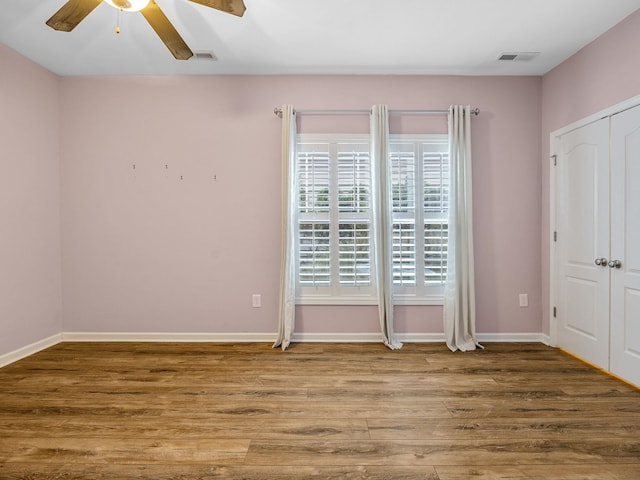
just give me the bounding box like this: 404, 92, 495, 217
1, 0, 639, 76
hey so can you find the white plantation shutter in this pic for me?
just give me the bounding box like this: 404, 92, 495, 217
295, 134, 448, 305
390, 144, 417, 286
423, 146, 449, 286
393, 222, 416, 285
338, 222, 370, 285
297, 135, 375, 302
299, 222, 330, 286
338, 148, 371, 287
423, 150, 449, 212
299, 149, 330, 213
424, 221, 448, 285
389, 135, 449, 303
298, 146, 331, 288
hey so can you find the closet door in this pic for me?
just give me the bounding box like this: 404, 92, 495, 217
610, 105, 640, 386
556, 118, 610, 370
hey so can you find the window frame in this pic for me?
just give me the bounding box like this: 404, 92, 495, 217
294, 133, 448, 306
296, 134, 377, 305
390, 134, 449, 305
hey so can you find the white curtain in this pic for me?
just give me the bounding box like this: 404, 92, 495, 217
371, 105, 402, 350
444, 105, 479, 352
273, 104, 297, 351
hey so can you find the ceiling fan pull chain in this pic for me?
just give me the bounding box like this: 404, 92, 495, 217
115, 8, 121, 34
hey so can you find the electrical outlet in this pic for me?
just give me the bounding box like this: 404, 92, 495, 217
519, 293, 529, 308
252, 294, 262, 308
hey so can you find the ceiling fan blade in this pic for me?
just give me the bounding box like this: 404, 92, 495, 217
188, 0, 246, 17
140, 1, 193, 60
46, 0, 103, 32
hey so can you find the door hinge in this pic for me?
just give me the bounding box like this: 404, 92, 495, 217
553, 306, 557, 318
551, 154, 557, 166
554, 231, 557, 242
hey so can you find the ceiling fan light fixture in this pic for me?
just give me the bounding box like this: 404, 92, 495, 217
104, 0, 151, 12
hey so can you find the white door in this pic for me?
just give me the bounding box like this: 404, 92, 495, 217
556, 118, 610, 370
610, 105, 640, 386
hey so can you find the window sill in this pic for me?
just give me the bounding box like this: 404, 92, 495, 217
296, 295, 444, 306
296, 296, 378, 306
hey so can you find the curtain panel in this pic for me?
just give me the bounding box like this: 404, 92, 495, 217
371, 105, 402, 350
443, 105, 480, 352
273, 104, 297, 351
275, 104, 477, 351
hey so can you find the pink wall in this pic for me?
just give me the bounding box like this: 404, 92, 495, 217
60, 75, 542, 336
0, 45, 62, 356
540, 9, 640, 335
4, 8, 639, 354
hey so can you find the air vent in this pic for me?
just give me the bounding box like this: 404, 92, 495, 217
498, 52, 540, 62
192, 51, 218, 61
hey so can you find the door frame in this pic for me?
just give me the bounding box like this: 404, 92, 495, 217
550, 94, 640, 348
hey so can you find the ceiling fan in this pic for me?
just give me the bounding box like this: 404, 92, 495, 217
46, 0, 246, 60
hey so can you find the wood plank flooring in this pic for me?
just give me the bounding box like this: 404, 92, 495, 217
0, 342, 638, 479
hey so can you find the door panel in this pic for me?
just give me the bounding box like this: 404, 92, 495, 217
564, 277, 598, 338
610, 105, 640, 386
557, 118, 610, 369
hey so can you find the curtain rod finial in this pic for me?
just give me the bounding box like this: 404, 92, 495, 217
274, 107, 283, 118
471, 108, 480, 115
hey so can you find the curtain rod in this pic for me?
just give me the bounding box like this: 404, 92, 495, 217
273, 107, 480, 117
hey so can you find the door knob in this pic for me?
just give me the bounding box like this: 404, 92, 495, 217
594, 258, 608, 266
608, 259, 622, 269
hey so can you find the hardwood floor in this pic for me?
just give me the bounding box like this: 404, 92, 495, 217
0, 342, 638, 479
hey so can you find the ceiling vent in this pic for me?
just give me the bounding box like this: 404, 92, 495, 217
498, 52, 540, 62
192, 51, 218, 61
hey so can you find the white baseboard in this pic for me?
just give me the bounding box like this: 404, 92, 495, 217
0, 333, 63, 368
399, 333, 546, 343
64, 332, 393, 344
63, 331, 548, 344
291, 332, 384, 343
1, 331, 550, 367
397, 333, 445, 342
476, 332, 547, 343
62, 332, 277, 343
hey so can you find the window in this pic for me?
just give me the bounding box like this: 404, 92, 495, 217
295, 134, 448, 305
390, 135, 449, 304
297, 135, 376, 303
